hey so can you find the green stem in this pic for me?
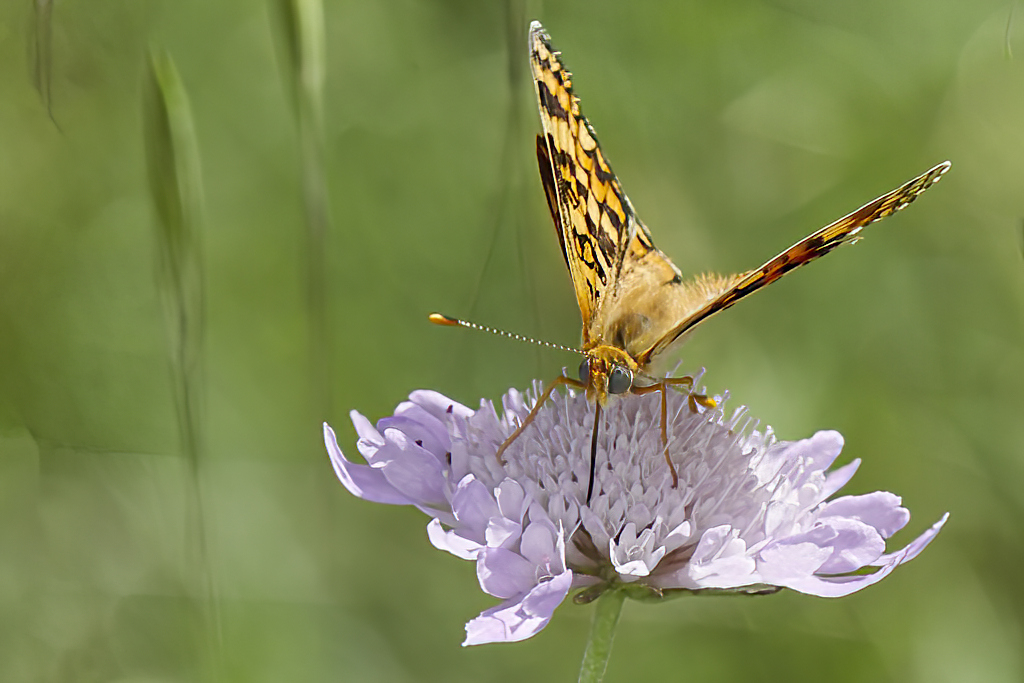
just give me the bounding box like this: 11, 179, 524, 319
578, 588, 626, 683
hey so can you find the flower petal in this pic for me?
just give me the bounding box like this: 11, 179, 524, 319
409, 389, 474, 421
494, 479, 528, 520
324, 423, 414, 505
427, 518, 483, 560
759, 518, 885, 580
777, 513, 948, 597
873, 512, 949, 566
610, 523, 666, 578
373, 428, 448, 506
689, 525, 757, 587
818, 492, 910, 538
814, 518, 886, 574
800, 430, 845, 474
822, 458, 860, 499
462, 570, 573, 646
485, 516, 523, 549
518, 520, 562, 570
477, 547, 537, 599
377, 412, 448, 464
758, 539, 834, 584
759, 430, 844, 489
451, 475, 500, 538
351, 411, 384, 453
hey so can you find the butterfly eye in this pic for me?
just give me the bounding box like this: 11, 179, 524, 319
608, 366, 632, 394
578, 358, 591, 385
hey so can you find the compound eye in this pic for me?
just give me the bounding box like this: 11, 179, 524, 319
578, 358, 591, 384
608, 366, 632, 394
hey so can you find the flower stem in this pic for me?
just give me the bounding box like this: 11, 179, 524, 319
578, 588, 626, 683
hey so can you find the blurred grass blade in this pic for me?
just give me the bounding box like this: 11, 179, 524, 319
274, 0, 325, 116
29, 0, 57, 125
273, 0, 334, 418
144, 48, 205, 456
1007, 3, 1017, 60
142, 47, 221, 673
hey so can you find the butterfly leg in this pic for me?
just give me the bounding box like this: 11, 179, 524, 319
657, 382, 679, 488
495, 375, 586, 464
656, 375, 717, 413
633, 380, 682, 488
634, 377, 716, 488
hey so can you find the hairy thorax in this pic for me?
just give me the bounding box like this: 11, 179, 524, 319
588, 267, 744, 363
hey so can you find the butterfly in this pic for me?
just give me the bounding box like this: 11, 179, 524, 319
434, 21, 949, 505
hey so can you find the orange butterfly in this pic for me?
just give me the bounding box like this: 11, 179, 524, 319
434, 22, 949, 504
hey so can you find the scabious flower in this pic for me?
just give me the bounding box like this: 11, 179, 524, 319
324, 377, 947, 646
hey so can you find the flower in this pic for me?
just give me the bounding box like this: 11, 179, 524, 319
324, 378, 947, 646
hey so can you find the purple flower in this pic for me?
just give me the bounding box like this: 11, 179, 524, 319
324, 379, 947, 645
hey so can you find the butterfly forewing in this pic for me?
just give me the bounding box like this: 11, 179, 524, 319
530, 26, 630, 333
529, 22, 688, 353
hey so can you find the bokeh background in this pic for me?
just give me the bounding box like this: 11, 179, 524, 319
1, 0, 1022, 681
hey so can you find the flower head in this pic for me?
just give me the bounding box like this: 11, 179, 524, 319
325, 378, 947, 645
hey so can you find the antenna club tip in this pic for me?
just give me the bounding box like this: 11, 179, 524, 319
428, 312, 458, 326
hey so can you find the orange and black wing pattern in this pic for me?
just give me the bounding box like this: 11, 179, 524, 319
529, 21, 679, 341
639, 160, 951, 364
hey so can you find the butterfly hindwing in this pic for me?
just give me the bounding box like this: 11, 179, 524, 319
535, 136, 570, 271
638, 160, 951, 365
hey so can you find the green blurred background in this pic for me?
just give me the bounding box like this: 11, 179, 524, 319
1, 0, 1022, 681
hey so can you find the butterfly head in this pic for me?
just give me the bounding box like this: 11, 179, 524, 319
579, 345, 638, 406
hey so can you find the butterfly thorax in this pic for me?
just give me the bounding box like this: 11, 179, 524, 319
586, 266, 748, 366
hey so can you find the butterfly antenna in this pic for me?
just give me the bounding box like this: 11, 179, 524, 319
429, 313, 583, 356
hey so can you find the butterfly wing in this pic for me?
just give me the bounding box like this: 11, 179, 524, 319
637, 161, 951, 366
530, 21, 949, 372
529, 22, 681, 346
